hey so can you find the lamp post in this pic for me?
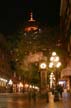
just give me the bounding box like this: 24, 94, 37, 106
39, 62, 47, 90
49, 52, 61, 87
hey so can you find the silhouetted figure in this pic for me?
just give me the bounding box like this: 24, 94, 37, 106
54, 89, 59, 101
32, 90, 37, 103
56, 84, 63, 98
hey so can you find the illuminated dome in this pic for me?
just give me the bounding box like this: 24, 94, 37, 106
24, 12, 39, 32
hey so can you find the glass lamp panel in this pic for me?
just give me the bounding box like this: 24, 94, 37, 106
50, 56, 54, 61
56, 62, 61, 68
52, 52, 56, 56
49, 62, 53, 68
54, 56, 59, 62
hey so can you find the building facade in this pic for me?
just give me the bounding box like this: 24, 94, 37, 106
60, 0, 71, 90
0, 34, 12, 92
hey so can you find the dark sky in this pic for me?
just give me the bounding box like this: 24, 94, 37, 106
0, 0, 60, 35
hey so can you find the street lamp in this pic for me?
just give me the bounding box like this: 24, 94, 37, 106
49, 52, 61, 87
39, 62, 47, 90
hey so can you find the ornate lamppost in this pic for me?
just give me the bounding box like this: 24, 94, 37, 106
49, 52, 61, 87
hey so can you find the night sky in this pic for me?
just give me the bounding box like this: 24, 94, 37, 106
0, 0, 60, 35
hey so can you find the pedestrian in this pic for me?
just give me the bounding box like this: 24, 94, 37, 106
54, 89, 59, 101
56, 84, 63, 98
46, 86, 49, 102
59, 85, 63, 98
32, 90, 37, 103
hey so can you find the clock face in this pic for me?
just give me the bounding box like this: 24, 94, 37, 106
40, 63, 47, 69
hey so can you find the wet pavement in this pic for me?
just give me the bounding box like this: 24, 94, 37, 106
0, 92, 71, 108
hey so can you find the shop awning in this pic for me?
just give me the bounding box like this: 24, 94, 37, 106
61, 67, 71, 78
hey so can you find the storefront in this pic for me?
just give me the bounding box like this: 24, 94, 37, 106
0, 77, 7, 92
61, 66, 71, 90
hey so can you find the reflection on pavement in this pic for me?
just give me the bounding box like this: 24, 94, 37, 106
0, 92, 71, 108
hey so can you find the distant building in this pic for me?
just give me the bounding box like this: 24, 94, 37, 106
0, 34, 12, 91
24, 12, 39, 32
0, 35, 11, 79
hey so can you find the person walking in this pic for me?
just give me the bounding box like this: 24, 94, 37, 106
56, 84, 63, 98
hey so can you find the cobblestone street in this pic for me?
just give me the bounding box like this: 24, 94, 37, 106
0, 92, 71, 108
